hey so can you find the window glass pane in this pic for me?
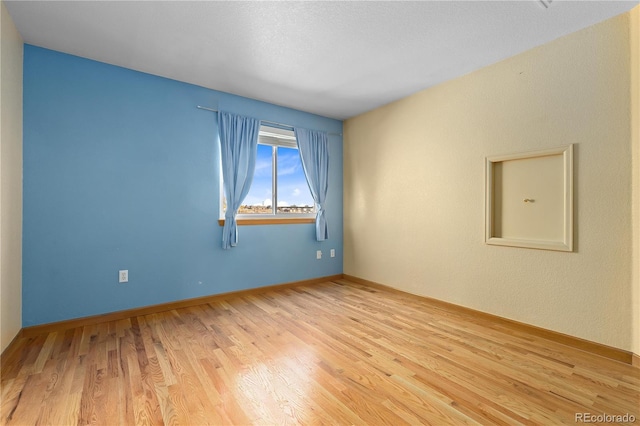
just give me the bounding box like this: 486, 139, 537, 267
239, 144, 273, 214
277, 146, 314, 214
221, 129, 316, 219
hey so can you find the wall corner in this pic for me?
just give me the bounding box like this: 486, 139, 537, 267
630, 4, 640, 357
0, 0, 24, 353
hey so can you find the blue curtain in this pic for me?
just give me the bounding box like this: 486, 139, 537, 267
294, 128, 329, 241
218, 111, 260, 249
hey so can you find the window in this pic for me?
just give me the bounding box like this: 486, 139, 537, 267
221, 125, 316, 223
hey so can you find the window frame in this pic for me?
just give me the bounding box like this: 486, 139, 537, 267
219, 125, 317, 226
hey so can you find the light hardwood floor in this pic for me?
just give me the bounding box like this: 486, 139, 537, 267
1, 279, 639, 425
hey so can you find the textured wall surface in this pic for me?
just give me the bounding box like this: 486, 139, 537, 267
0, 1, 23, 352
344, 13, 634, 351
631, 5, 639, 356
22, 46, 343, 327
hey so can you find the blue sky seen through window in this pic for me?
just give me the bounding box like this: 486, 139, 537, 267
243, 145, 314, 210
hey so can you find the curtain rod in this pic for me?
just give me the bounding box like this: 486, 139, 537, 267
196, 105, 342, 137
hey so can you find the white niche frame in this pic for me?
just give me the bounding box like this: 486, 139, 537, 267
485, 144, 574, 252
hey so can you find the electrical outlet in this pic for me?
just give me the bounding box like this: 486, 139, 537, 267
330, 249, 335, 258
119, 270, 128, 283
316, 250, 322, 260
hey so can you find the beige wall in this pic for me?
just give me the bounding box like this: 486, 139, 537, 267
345, 12, 636, 352
0, 0, 23, 353
631, 5, 639, 356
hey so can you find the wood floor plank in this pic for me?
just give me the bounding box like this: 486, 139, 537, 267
2, 279, 639, 425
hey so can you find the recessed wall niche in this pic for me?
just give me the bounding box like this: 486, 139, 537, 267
485, 144, 574, 252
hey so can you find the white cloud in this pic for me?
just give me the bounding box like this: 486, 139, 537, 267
277, 152, 302, 176
253, 158, 272, 177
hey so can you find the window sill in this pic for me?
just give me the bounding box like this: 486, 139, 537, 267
218, 218, 315, 226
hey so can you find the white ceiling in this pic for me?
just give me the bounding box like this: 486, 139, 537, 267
5, 0, 638, 120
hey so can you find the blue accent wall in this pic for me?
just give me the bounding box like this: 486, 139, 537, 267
22, 45, 343, 327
